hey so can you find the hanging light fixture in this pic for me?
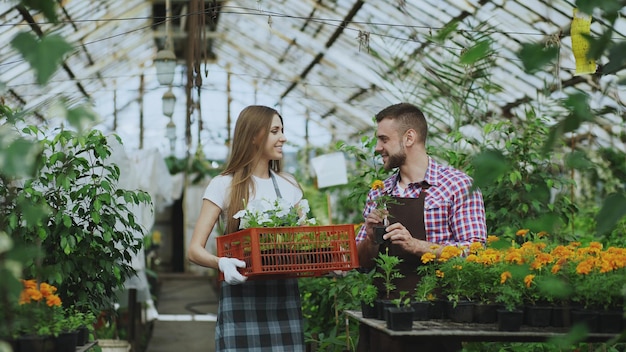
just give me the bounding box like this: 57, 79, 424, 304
166, 119, 176, 153
155, 49, 177, 86
155, 0, 176, 86
162, 89, 176, 117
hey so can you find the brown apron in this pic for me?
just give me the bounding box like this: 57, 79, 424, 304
372, 183, 429, 300
358, 183, 462, 352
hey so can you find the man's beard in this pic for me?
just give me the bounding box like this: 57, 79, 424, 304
384, 149, 406, 170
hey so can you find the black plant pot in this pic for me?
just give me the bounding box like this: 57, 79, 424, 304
551, 305, 572, 328
448, 300, 474, 323
373, 226, 387, 244
497, 309, 524, 331
598, 309, 625, 333
376, 299, 395, 321
411, 301, 430, 321
428, 299, 447, 320
386, 307, 415, 331
54, 330, 78, 352
361, 300, 378, 319
571, 309, 600, 333
473, 303, 498, 324
76, 326, 90, 346
524, 305, 553, 327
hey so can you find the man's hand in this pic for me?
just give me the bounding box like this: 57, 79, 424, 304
364, 209, 387, 244
218, 257, 248, 285
383, 222, 430, 256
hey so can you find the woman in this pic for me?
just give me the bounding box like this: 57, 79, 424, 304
187, 105, 306, 352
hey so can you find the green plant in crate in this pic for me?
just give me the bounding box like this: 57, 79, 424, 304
234, 198, 316, 229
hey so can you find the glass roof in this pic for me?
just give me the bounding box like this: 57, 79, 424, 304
1, 0, 624, 159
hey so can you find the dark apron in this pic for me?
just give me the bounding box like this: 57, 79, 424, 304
358, 183, 462, 352
372, 183, 429, 300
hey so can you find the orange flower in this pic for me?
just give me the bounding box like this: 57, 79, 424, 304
575, 258, 595, 275
439, 245, 463, 262
524, 274, 535, 288
371, 180, 384, 190
435, 269, 444, 278
486, 235, 499, 245
421, 252, 436, 264
46, 294, 62, 307
500, 271, 512, 284
516, 229, 529, 237
39, 282, 57, 297
469, 242, 484, 254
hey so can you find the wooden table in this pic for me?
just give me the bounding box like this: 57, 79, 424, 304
345, 310, 620, 351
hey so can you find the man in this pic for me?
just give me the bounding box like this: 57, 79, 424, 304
356, 102, 487, 352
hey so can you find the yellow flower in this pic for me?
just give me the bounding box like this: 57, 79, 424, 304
500, 271, 512, 284
421, 252, 436, 264
486, 235, 499, 244
524, 274, 535, 288
371, 180, 384, 190
516, 229, 529, 237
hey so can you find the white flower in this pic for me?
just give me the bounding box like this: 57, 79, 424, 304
234, 197, 316, 229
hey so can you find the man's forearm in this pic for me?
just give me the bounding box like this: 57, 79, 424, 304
357, 236, 379, 269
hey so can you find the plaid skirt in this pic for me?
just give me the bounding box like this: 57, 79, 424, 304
216, 278, 305, 352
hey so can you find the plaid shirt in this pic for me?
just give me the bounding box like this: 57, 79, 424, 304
356, 157, 487, 248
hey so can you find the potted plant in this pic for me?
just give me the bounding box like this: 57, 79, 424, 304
493, 268, 525, 331
13, 279, 63, 352
373, 249, 404, 320
437, 246, 475, 323
368, 180, 397, 244
412, 274, 438, 321
386, 291, 414, 331
465, 245, 501, 324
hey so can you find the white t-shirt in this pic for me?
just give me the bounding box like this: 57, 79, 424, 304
203, 171, 303, 212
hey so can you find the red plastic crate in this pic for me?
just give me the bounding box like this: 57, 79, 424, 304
216, 224, 359, 280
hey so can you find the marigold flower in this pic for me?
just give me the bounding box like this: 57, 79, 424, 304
469, 242, 483, 254
439, 245, 463, 262
39, 282, 57, 297
421, 252, 436, 264
435, 269, 444, 278
500, 271, 512, 284
46, 294, 62, 307
576, 258, 595, 275
524, 274, 535, 288
486, 235, 499, 244
371, 180, 384, 190
516, 229, 529, 237
551, 264, 561, 274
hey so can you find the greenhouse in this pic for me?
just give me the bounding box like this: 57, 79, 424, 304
1, 0, 625, 352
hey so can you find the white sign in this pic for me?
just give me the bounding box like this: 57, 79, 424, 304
310, 152, 348, 189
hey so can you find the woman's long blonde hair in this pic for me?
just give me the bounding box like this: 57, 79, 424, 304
222, 105, 284, 234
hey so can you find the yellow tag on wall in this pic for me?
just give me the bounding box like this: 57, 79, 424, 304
571, 9, 596, 75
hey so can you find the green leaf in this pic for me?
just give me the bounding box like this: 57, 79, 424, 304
595, 192, 626, 236
21, 0, 59, 23
460, 40, 490, 65
517, 43, 559, 74
67, 105, 100, 132
564, 151, 593, 170
470, 150, 509, 190
0, 137, 42, 178
11, 33, 73, 85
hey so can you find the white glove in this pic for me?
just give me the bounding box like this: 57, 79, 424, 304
218, 257, 248, 285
